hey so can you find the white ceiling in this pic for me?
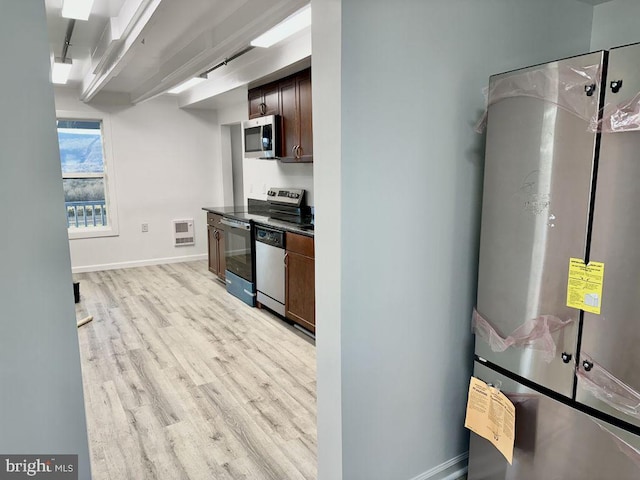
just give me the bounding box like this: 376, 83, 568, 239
45, 0, 612, 105
45, 0, 308, 104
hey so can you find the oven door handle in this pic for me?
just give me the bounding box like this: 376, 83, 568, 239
220, 218, 250, 230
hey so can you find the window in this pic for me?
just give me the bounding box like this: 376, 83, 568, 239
56, 113, 118, 239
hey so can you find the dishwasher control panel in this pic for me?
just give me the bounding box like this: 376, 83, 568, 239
255, 226, 285, 248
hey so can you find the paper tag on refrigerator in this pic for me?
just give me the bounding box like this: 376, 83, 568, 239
566, 258, 604, 314
465, 376, 515, 464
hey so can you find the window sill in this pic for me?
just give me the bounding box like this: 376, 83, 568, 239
68, 227, 119, 240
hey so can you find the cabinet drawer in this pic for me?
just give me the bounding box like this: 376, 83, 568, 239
286, 232, 314, 258
207, 212, 224, 229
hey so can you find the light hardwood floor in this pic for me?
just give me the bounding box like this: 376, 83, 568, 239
74, 261, 317, 480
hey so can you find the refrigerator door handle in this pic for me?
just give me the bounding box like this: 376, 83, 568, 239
610, 79, 623, 93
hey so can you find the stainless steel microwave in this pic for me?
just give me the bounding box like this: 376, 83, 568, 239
242, 115, 280, 159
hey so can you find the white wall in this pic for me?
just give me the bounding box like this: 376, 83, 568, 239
314, 0, 594, 479
230, 124, 245, 207
591, 0, 640, 50
216, 101, 315, 206
0, 1, 90, 477
54, 89, 219, 272
243, 160, 314, 204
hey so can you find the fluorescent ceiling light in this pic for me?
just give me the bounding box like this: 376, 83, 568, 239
62, 0, 95, 21
251, 5, 311, 48
52, 59, 73, 84
167, 77, 206, 94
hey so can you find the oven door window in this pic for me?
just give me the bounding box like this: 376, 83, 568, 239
245, 126, 263, 153
224, 226, 253, 282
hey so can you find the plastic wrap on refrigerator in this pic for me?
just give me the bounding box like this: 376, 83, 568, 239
472, 308, 574, 363
589, 91, 640, 132
475, 62, 602, 132
578, 354, 640, 420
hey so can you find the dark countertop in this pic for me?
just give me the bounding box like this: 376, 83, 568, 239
202, 206, 314, 238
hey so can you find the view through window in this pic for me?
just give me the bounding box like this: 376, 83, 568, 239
57, 119, 109, 230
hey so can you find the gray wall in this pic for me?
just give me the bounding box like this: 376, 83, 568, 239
0, 1, 91, 477
314, 0, 594, 479
312, 1, 343, 479
591, 0, 640, 50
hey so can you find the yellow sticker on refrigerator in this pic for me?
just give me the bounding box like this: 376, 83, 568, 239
566, 258, 604, 314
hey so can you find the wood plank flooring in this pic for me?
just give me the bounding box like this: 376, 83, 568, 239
74, 261, 317, 480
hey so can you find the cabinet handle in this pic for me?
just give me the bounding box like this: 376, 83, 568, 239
292, 145, 297, 157
284, 252, 289, 267
260, 102, 266, 115
296, 145, 302, 158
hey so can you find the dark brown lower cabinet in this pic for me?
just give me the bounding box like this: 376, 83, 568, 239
207, 213, 225, 281
285, 232, 315, 333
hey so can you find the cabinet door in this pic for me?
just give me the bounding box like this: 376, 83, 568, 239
279, 77, 298, 159
217, 230, 226, 280
296, 70, 313, 161
262, 83, 280, 116
248, 88, 263, 119
208, 226, 219, 275
286, 251, 315, 332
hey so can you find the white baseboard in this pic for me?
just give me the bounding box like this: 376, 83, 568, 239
71, 254, 208, 273
409, 452, 468, 480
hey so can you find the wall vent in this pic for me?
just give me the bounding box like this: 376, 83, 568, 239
173, 219, 194, 246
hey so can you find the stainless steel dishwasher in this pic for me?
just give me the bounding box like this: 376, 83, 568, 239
255, 225, 285, 315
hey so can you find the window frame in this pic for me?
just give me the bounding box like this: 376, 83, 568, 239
56, 110, 119, 240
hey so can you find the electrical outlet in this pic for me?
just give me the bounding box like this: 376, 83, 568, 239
142, 223, 149, 233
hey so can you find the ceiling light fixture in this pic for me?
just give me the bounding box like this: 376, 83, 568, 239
52, 58, 73, 84
250, 4, 311, 48
167, 76, 207, 95
62, 0, 95, 21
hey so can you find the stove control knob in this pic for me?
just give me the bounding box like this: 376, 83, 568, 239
561, 352, 572, 364
582, 360, 594, 372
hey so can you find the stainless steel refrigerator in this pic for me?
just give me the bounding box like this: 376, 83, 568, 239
469, 42, 640, 479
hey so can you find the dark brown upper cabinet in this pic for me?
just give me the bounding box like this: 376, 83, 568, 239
248, 82, 280, 119
247, 67, 313, 162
